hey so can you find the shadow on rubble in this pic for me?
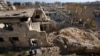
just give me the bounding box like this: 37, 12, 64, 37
0, 47, 39, 54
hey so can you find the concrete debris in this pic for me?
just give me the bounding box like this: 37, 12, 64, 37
41, 47, 59, 56
0, 1, 100, 56
50, 27, 100, 53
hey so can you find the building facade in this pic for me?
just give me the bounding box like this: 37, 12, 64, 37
0, 8, 56, 51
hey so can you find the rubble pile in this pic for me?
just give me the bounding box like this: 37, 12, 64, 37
49, 27, 100, 54
41, 47, 59, 56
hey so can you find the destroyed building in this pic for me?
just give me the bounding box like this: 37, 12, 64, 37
0, 8, 57, 51
0, 1, 100, 56
94, 7, 100, 28
0, 0, 7, 10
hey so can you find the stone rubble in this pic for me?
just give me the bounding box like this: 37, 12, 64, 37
48, 27, 100, 54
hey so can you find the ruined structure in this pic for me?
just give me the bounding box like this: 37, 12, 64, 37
0, 2, 100, 56
0, 0, 7, 10
94, 7, 100, 29
42, 5, 100, 55
0, 7, 57, 51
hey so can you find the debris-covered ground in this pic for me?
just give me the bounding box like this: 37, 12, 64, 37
0, 1, 100, 56
48, 27, 100, 55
